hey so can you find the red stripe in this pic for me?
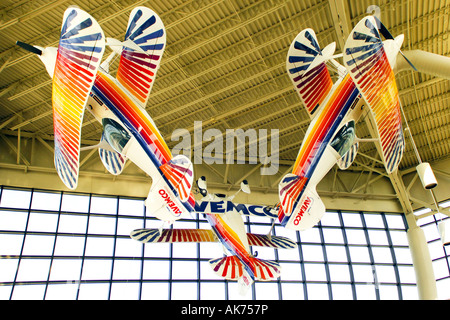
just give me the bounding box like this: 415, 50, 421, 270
55, 56, 92, 86
95, 74, 169, 159
119, 56, 153, 83
117, 59, 151, 92
294, 76, 354, 176
116, 68, 147, 100
56, 49, 94, 78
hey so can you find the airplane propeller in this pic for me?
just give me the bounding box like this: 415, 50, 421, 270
16, 41, 42, 55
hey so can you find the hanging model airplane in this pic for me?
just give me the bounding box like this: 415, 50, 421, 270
277, 14, 448, 231
16, 6, 196, 224
17, 6, 297, 294
131, 177, 297, 295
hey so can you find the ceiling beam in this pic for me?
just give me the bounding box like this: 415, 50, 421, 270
327, 0, 352, 50
2, 1, 328, 117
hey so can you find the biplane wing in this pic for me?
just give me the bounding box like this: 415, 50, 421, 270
130, 228, 297, 249
98, 136, 127, 175
52, 7, 105, 189
130, 228, 217, 243
246, 233, 297, 249
336, 141, 359, 170
286, 28, 334, 118
116, 6, 166, 108
343, 16, 405, 174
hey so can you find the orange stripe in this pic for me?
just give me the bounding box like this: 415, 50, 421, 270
293, 75, 352, 174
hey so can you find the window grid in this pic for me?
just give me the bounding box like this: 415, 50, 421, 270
1, 185, 446, 300
360, 211, 380, 300
337, 210, 356, 300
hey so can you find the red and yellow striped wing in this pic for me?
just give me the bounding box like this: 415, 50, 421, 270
286, 28, 333, 118
52, 8, 105, 189
343, 16, 404, 173
116, 7, 166, 108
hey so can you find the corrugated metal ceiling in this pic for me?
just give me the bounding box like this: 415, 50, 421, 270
0, 0, 448, 174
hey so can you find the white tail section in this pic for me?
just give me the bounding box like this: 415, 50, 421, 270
278, 173, 306, 219
159, 155, 193, 202
283, 186, 325, 231
145, 177, 190, 222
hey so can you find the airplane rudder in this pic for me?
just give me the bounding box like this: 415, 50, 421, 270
160, 155, 194, 202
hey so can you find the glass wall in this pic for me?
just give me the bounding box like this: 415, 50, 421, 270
415, 205, 450, 300
1, 185, 447, 300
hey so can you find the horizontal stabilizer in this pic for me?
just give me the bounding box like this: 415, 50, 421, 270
209, 256, 281, 281
130, 228, 297, 250
247, 233, 297, 249
286, 28, 334, 118
130, 228, 217, 243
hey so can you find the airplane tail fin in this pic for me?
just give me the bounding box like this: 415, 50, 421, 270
52, 7, 105, 189
208, 256, 281, 282
278, 174, 325, 230
159, 155, 194, 202
278, 173, 307, 223
144, 155, 194, 222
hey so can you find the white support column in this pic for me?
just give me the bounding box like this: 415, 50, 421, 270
405, 212, 437, 300
363, 112, 440, 300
